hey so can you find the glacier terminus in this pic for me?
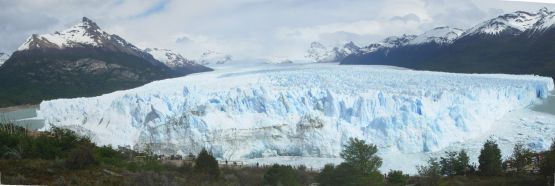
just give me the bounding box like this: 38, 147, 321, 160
37, 63, 555, 173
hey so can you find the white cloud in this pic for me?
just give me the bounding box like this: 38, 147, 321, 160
504, 0, 555, 3
2, 0, 555, 60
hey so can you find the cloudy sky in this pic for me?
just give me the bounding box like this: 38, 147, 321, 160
1, 0, 555, 60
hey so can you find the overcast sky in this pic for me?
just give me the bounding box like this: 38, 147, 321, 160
1, 0, 555, 60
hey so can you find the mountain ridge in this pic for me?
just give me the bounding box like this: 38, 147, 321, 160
0, 17, 211, 107
340, 8, 555, 78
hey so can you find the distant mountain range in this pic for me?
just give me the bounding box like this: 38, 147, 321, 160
198, 50, 233, 65
338, 8, 555, 78
0, 17, 211, 107
143, 48, 211, 72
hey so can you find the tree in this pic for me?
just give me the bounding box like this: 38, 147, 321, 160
511, 143, 533, 173
440, 151, 457, 176
263, 164, 300, 186
455, 150, 470, 176
340, 138, 382, 175
317, 138, 384, 186
439, 150, 471, 176
194, 148, 220, 178
541, 139, 555, 177
417, 158, 441, 186
386, 170, 408, 185
478, 139, 503, 176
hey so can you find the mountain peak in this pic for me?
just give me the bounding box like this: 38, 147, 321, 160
17, 17, 121, 51
408, 26, 463, 45
81, 17, 100, 30
144, 48, 199, 68
464, 9, 552, 36
539, 7, 549, 15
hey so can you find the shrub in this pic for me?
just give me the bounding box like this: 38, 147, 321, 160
65, 144, 98, 169
387, 170, 408, 185
316, 164, 336, 185
194, 148, 220, 178
263, 164, 300, 186
95, 145, 124, 165
126, 171, 178, 186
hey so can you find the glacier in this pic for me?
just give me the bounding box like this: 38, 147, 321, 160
37, 64, 554, 172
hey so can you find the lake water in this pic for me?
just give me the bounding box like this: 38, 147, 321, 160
532, 91, 555, 115
0, 106, 44, 130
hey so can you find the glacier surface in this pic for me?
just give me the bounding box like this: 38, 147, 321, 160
37, 64, 554, 172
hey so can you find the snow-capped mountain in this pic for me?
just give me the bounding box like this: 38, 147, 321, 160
0, 53, 9, 66
408, 27, 464, 45
144, 48, 197, 69
532, 8, 555, 31
266, 57, 294, 64
357, 27, 462, 54
341, 8, 555, 79
382, 34, 417, 47
337, 27, 462, 57
306, 42, 336, 63
0, 17, 210, 107
17, 17, 148, 58
306, 41, 362, 63
465, 8, 550, 36
37, 64, 554, 172
198, 50, 232, 65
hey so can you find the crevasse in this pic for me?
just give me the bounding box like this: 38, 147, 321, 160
38, 64, 554, 161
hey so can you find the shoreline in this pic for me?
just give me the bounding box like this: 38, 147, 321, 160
0, 104, 38, 113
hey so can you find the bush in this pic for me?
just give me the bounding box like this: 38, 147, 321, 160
386, 170, 408, 185
316, 164, 336, 185
126, 171, 178, 186
194, 148, 220, 178
95, 145, 124, 165
65, 144, 98, 169
263, 164, 300, 186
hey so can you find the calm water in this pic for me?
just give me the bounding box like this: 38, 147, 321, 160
0, 106, 44, 130
532, 91, 555, 115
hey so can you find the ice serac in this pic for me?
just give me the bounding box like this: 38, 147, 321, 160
38, 65, 554, 167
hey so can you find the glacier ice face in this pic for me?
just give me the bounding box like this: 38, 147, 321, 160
37, 64, 554, 168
